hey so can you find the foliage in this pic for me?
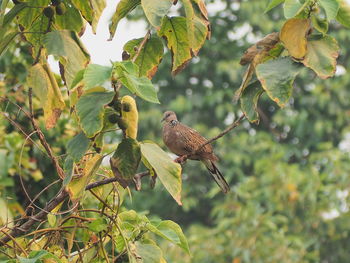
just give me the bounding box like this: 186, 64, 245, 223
0, 0, 350, 262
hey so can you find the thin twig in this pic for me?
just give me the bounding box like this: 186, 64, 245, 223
131, 30, 151, 63
193, 114, 245, 155
28, 88, 65, 180
86, 171, 149, 190
0, 171, 150, 246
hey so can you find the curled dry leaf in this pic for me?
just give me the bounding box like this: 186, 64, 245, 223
240, 32, 279, 65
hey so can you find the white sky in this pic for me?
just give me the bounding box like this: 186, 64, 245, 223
80, 0, 146, 65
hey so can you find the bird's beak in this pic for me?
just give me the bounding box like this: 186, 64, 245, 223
161, 117, 165, 122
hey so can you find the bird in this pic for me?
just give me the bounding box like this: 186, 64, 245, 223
161, 111, 230, 194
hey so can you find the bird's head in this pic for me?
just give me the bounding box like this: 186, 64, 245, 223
161, 111, 177, 123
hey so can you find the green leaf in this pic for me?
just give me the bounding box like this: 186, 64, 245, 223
89, 0, 106, 33
311, 14, 329, 34
336, 1, 350, 28
240, 81, 264, 123
256, 57, 302, 107
43, 30, 90, 88
134, 241, 163, 263
302, 35, 339, 79
0, 32, 18, 57
123, 36, 164, 78
114, 61, 160, 103
319, 0, 340, 20
182, 0, 209, 55
283, 0, 307, 18
67, 132, 90, 162
71, 0, 93, 23
3, 3, 27, 27
22, 12, 51, 57
18, 250, 62, 263
140, 142, 182, 205
71, 69, 85, 88
63, 156, 74, 187
141, 0, 172, 28
84, 64, 112, 89
54, 4, 84, 32
147, 220, 190, 254
17, 0, 47, 29
109, 0, 141, 40
0, 0, 9, 26
27, 63, 66, 129
88, 217, 108, 233
76, 91, 114, 137
158, 16, 192, 75
110, 138, 141, 184
265, 0, 285, 13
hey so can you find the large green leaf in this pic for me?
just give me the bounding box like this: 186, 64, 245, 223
88, 217, 108, 233
140, 142, 182, 205
113, 61, 160, 103
76, 91, 114, 137
256, 57, 302, 107
141, 0, 172, 29
182, 0, 209, 55
43, 30, 90, 88
123, 36, 164, 78
22, 10, 50, 57
158, 16, 192, 75
319, 0, 340, 20
0, 32, 18, 57
54, 4, 84, 32
67, 132, 90, 162
84, 64, 112, 89
336, 1, 350, 28
134, 241, 163, 263
311, 14, 329, 35
0, 0, 9, 26
110, 138, 141, 186
18, 250, 62, 263
283, 0, 308, 18
109, 0, 141, 40
147, 220, 190, 254
240, 81, 264, 124
71, 0, 93, 24
27, 63, 65, 129
17, 0, 48, 29
90, 0, 106, 33
302, 35, 339, 79
2, 2, 27, 28
265, 0, 285, 13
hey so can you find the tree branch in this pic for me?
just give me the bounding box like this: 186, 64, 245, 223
0, 171, 150, 246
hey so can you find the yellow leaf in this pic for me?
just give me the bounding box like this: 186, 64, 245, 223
121, 95, 138, 139
66, 154, 103, 202
27, 63, 66, 129
280, 18, 311, 59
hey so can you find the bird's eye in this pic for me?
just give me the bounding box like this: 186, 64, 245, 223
166, 113, 171, 117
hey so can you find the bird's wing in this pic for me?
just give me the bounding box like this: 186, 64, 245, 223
177, 123, 214, 157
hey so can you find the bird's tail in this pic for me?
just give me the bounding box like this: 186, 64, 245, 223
202, 159, 230, 194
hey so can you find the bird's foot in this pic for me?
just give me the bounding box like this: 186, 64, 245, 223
175, 155, 188, 164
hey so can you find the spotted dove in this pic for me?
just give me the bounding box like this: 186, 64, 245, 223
162, 111, 230, 194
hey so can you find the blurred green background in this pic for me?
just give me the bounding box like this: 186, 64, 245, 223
1, 0, 350, 262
